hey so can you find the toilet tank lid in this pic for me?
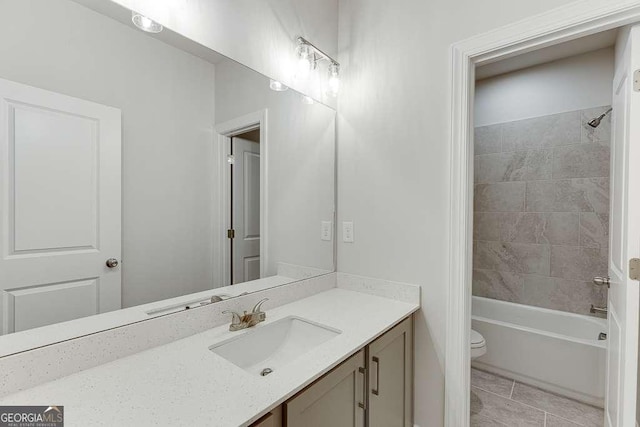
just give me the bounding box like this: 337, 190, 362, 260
471, 329, 485, 346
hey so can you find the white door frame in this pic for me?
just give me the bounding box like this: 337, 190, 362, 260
214, 110, 268, 286
445, 1, 640, 425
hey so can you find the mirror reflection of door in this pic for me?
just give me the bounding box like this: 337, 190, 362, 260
0, 78, 122, 335
230, 130, 261, 285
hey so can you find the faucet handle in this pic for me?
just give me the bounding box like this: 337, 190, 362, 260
252, 298, 269, 313
222, 310, 243, 325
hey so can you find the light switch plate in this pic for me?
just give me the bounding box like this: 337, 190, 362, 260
321, 221, 333, 241
342, 221, 354, 243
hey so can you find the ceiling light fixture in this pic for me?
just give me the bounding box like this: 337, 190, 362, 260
269, 79, 288, 92
132, 11, 163, 33
296, 37, 341, 96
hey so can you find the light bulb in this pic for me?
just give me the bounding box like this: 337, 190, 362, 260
296, 44, 314, 79
132, 11, 163, 33
297, 57, 312, 79
269, 79, 288, 92
327, 63, 340, 97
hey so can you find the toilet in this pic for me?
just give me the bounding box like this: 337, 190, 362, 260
470, 329, 487, 359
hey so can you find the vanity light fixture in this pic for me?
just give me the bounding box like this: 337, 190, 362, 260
269, 79, 288, 92
296, 37, 341, 96
296, 43, 316, 79
327, 63, 340, 97
132, 11, 163, 33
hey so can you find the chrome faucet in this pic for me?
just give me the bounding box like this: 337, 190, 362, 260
223, 298, 269, 332
209, 292, 248, 304
590, 304, 608, 315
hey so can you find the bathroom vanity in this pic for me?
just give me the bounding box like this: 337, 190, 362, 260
0, 275, 419, 426
271, 316, 413, 427
0, 2, 420, 426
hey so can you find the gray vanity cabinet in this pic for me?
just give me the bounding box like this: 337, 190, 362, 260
367, 316, 413, 427
284, 349, 366, 427
279, 316, 413, 427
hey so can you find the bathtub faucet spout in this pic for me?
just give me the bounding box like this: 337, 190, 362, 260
590, 305, 608, 315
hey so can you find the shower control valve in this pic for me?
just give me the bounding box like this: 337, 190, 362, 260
592, 276, 610, 288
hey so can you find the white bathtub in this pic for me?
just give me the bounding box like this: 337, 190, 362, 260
472, 296, 607, 407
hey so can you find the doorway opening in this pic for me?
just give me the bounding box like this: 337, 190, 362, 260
229, 128, 261, 285
445, 4, 640, 427
470, 32, 614, 426
214, 109, 268, 289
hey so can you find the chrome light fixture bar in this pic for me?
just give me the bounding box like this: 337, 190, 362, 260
296, 36, 341, 96
296, 37, 340, 68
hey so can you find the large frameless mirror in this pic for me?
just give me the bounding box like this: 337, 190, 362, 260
0, 0, 335, 356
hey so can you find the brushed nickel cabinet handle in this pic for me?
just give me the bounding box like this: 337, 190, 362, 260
372, 356, 380, 396
358, 367, 366, 410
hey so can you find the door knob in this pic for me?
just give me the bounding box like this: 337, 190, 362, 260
106, 258, 119, 268
593, 276, 610, 288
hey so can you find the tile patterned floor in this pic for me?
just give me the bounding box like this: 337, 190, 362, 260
470, 368, 604, 427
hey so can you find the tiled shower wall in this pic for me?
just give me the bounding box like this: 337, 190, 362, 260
472, 106, 611, 316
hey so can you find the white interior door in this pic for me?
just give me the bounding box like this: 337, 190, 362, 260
231, 136, 260, 284
605, 25, 640, 427
0, 77, 121, 335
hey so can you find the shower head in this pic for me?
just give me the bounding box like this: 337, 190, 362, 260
587, 107, 612, 128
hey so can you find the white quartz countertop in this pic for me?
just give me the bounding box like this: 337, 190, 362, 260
0, 288, 419, 427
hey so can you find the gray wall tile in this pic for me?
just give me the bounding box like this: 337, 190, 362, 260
502, 111, 580, 152
473, 269, 524, 303
522, 275, 607, 316
474, 241, 550, 275
550, 246, 608, 281
580, 213, 609, 249
474, 213, 501, 241
475, 182, 526, 212
476, 150, 552, 183
473, 107, 610, 315
526, 178, 609, 213
500, 212, 579, 245
475, 125, 502, 155
552, 144, 610, 179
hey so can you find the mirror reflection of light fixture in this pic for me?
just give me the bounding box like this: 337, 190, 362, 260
269, 79, 288, 92
295, 37, 341, 96
132, 11, 163, 33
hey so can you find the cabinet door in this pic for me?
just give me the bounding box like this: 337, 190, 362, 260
285, 350, 366, 427
368, 316, 413, 427
250, 406, 282, 427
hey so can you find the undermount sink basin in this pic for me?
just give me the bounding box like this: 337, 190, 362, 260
209, 316, 341, 376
